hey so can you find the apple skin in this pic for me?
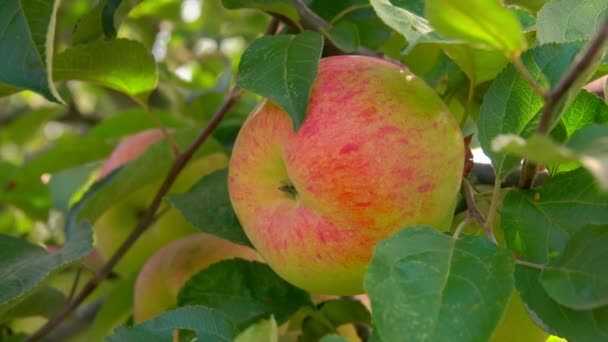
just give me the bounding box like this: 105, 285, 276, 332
228, 55, 464, 295
491, 290, 548, 342
94, 129, 228, 275
133, 233, 261, 323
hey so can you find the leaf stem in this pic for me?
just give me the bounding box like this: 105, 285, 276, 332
461, 179, 497, 243
515, 259, 546, 270
452, 217, 471, 240
484, 176, 503, 242
519, 17, 608, 189
26, 87, 243, 342
511, 56, 548, 99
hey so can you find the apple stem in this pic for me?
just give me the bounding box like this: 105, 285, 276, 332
278, 181, 298, 198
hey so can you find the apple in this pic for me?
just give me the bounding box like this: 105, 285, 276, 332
491, 290, 548, 342
94, 129, 228, 275
228, 55, 464, 295
133, 233, 261, 322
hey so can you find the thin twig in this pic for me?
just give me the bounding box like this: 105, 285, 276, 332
141, 102, 180, 157
519, 17, 608, 189
452, 217, 471, 240
27, 87, 243, 342
515, 259, 546, 270
461, 179, 497, 243
511, 57, 548, 99
484, 177, 503, 242
66, 268, 82, 302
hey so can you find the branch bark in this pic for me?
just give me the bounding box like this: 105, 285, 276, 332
27, 87, 243, 342
519, 17, 608, 189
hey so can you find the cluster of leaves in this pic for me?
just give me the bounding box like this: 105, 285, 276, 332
1, 0, 607, 341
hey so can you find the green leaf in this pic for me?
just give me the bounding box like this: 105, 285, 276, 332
326, 21, 360, 53
0, 0, 62, 101
178, 259, 312, 331
73, 0, 142, 45
537, 0, 608, 44
49, 162, 100, 213
0, 107, 62, 145
502, 168, 608, 264
0, 134, 114, 218
221, 0, 299, 24
169, 169, 252, 247
494, 125, 608, 190
107, 306, 237, 342
77, 129, 223, 223
501, 168, 608, 341
0, 285, 65, 322
0, 221, 93, 310
441, 44, 508, 85
87, 108, 189, 140
300, 299, 371, 341
309, 0, 391, 50
235, 317, 278, 342
492, 134, 574, 165
54, 39, 158, 104
426, 0, 525, 55
478, 42, 584, 178
560, 90, 608, 136
236, 31, 323, 130
369, 0, 444, 52
515, 267, 608, 341
540, 225, 608, 310
364, 227, 514, 342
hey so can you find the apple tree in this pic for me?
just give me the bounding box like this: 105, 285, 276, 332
0, 0, 607, 341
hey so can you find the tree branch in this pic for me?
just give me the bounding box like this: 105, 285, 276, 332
461, 179, 496, 243
26, 87, 243, 342
519, 17, 608, 189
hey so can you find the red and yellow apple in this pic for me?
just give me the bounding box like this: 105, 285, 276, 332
94, 129, 227, 274
228, 55, 464, 295
133, 233, 261, 322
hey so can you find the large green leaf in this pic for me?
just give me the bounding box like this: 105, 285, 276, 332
502, 168, 608, 264
426, 0, 525, 55
502, 168, 608, 341
369, 0, 444, 52
54, 39, 158, 104
537, 0, 608, 43
364, 227, 514, 342
516, 267, 608, 341
178, 259, 312, 331
0, 0, 62, 101
107, 306, 237, 342
540, 224, 608, 310
236, 31, 323, 130
0, 221, 93, 313
169, 169, 252, 247
492, 125, 608, 190
478, 42, 584, 178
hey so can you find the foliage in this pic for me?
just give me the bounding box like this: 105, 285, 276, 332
0, 0, 607, 341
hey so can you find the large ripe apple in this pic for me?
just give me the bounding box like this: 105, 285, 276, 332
133, 233, 261, 322
94, 129, 228, 274
228, 55, 464, 295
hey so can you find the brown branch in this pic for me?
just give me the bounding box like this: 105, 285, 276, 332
26, 87, 243, 342
461, 179, 497, 243
519, 17, 608, 189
